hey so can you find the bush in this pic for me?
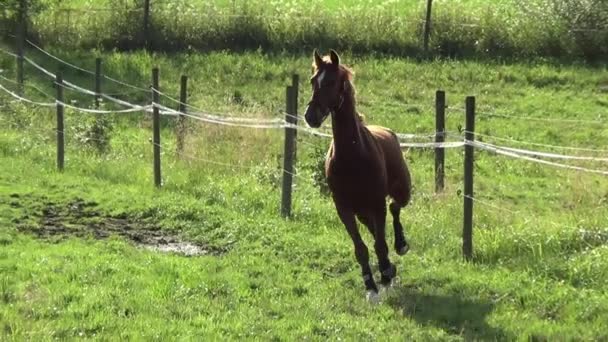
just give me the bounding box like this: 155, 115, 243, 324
73, 115, 113, 154
550, 0, 608, 61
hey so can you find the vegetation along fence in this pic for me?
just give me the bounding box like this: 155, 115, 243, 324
1, 0, 608, 60
1, 42, 608, 261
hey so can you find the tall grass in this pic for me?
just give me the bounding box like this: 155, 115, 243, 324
1, 0, 607, 61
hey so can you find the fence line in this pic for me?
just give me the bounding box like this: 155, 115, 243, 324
7, 46, 303, 124
0, 80, 460, 144
0, 115, 149, 155
102, 74, 150, 93
5, 39, 608, 261
461, 192, 608, 233
460, 193, 591, 235
446, 106, 465, 114
0, 83, 55, 107
60, 101, 150, 114
9, 37, 564, 143
478, 111, 606, 124
25, 39, 96, 76
4, 68, 606, 162
0, 47, 17, 58
154, 102, 286, 129
0, 116, 116, 147
476, 141, 608, 162
0, 74, 55, 99
149, 140, 304, 180
397, 132, 438, 140
7, 41, 604, 148
0, 81, 151, 114
470, 140, 608, 176
22, 39, 150, 92
6, 80, 606, 159
462, 194, 520, 215
5, 40, 608, 174
401, 141, 465, 149
21, 56, 150, 110
158, 90, 285, 124
471, 131, 608, 153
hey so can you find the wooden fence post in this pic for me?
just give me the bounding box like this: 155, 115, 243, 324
143, 0, 151, 50
55, 71, 64, 171
423, 0, 433, 54
95, 58, 102, 108
281, 85, 297, 218
463, 96, 475, 260
16, 0, 26, 95
176, 75, 188, 155
291, 74, 299, 160
435, 90, 446, 192
152, 67, 161, 187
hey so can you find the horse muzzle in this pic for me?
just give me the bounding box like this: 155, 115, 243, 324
304, 103, 329, 128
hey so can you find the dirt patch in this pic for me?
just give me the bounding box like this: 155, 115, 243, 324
17, 198, 220, 257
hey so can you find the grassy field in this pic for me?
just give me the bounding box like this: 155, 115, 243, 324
1, 44, 608, 339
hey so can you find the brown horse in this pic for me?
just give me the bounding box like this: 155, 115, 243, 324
304, 50, 412, 300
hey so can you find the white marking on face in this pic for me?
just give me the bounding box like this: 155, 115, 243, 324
317, 70, 326, 88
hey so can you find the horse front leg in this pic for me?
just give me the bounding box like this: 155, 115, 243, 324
336, 204, 379, 300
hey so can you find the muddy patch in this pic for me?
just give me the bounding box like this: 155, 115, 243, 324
17, 198, 222, 257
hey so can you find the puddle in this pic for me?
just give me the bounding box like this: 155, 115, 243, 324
145, 241, 208, 257
16, 198, 221, 257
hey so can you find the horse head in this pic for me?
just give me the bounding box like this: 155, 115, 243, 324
304, 49, 353, 128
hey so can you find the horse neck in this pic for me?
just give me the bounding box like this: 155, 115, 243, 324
331, 94, 364, 158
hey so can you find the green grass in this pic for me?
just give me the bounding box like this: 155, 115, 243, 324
2, 0, 606, 60
1, 46, 608, 339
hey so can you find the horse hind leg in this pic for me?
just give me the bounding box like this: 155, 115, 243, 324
390, 201, 409, 256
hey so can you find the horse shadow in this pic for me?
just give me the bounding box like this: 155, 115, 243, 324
385, 283, 511, 340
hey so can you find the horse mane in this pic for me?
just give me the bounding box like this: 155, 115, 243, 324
343, 77, 365, 123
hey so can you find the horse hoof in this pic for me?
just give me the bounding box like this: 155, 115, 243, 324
386, 276, 399, 289
397, 244, 410, 256
366, 290, 380, 304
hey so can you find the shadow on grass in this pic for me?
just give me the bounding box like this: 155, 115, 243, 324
386, 284, 511, 340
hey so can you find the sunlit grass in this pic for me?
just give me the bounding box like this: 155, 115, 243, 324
1, 46, 607, 339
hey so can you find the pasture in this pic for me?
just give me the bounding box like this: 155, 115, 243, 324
1, 42, 608, 339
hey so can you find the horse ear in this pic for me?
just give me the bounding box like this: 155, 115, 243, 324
313, 49, 323, 69
329, 49, 340, 66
